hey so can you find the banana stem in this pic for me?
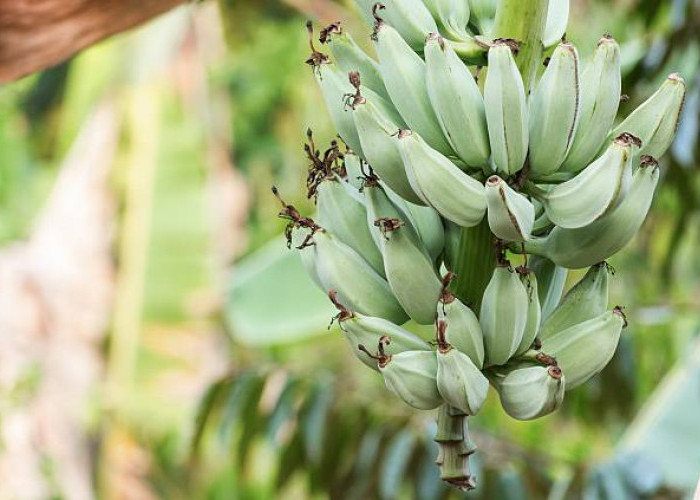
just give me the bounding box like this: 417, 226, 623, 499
451, 217, 496, 312
453, 0, 550, 311
492, 0, 550, 92
435, 404, 477, 491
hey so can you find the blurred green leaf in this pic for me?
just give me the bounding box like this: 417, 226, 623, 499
301, 378, 334, 465
225, 239, 335, 345
380, 431, 416, 500
619, 335, 700, 491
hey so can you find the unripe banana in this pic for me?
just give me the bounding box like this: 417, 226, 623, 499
376, 218, 442, 325
467, 0, 496, 35
306, 25, 365, 156
542, 0, 570, 48
480, 263, 529, 366
516, 270, 541, 355
343, 150, 364, 189
425, 34, 491, 169
538, 134, 635, 229
611, 73, 686, 160
529, 255, 568, 320
320, 23, 389, 100
436, 341, 489, 415
485, 176, 535, 242
363, 177, 419, 251
523, 157, 660, 268
292, 228, 324, 289
423, 0, 471, 40
330, 292, 430, 371
528, 41, 580, 178
358, 0, 438, 50
542, 307, 627, 390
378, 349, 443, 410
438, 276, 485, 367
352, 94, 424, 205
561, 35, 622, 173
484, 41, 529, 176
495, 365, 565, 420
397, 130, 487, 228
539, 262, 610, 341
313, 230, 408, 323
374, 22, 453, 155
316, 178, 385, 276
399, 197, 445, 265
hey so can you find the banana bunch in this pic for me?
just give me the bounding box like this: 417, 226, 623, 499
281, 4, 686, 490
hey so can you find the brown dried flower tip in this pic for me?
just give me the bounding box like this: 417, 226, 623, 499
535, 352, 558, 367
614, 132, 642, 148
344, 71, 366, 110
358, 337, 391, 368
371, 3, 386, 41
319, 22, 342, 44
374, 217, 404, 237
272, 186, 321, 249
304, 130, 345, 200
440, 272, 457, 305
328, 290, 354, 322
640, 155, 659, 170
436, 319, 451, 352
305, 21, 330, 69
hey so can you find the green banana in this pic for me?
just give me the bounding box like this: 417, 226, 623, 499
529, 255, 568, 320
438, 275, 485, 367
538, 133, 635, 229
423, 0, 471, 40
523, 157, 660, 268
484, 40, 529, 176
374, 21, 453, 155
436, 335, 489, 415
306, 24, 364, 156
611, 73, 686, 160
316, 178, 385, 276
359, 0, 438, 50
376, 348, 443, 410
330, 292, 430, 371
320, 23, 389, 100
343, 150, 364, 189
397, 130, 487, 227
542, 0, 570, 48
542, 307, 627, 390
528, 41, 580, 178
363, 176, 419, 251
275, 187, 407, 323
376, 218, 442, 325
480, 263, 529, 366
561, 35, 621, 173
539, 262, 610, 341
516, 269, 541, 355
398, 197, 445, 265
352, 93, 424, 205
314, 230, 408, 323
425, 33, 491, 169
495, 365, 565, 420
485, 176, 535, 242
467, 0, 496, 35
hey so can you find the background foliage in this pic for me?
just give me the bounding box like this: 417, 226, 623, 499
0, 0, 698, 498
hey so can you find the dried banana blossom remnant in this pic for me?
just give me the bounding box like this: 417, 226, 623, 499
278, 5, 685, 490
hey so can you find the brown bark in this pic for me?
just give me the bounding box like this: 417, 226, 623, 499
0, 0, 185, 83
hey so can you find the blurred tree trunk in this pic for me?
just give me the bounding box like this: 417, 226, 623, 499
0, 0, 185, 83
0, 104, 118, 499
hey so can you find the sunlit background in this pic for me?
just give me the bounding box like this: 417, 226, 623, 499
0, 0, 698, 498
